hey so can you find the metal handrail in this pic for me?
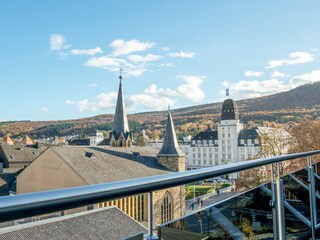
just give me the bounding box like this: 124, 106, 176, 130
0, 150, 319, 222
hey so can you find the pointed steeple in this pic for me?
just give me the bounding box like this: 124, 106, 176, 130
112, 72, 129, 137
158, 108, 184, 157
110, 71, 132, 147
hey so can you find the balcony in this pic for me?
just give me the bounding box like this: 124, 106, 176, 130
0, 150, 319, 239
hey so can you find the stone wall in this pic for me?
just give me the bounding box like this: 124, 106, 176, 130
152, 186, 186, 227
158, 156, 185, 172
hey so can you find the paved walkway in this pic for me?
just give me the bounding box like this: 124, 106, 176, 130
186, 190, 238, 214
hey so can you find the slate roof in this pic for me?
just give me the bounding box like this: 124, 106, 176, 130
238, 128, 260, 146
68, 139, 90, 146
0, 145, 44, 167
238, 129, 259, 139
50, 146, 171, 184
0, 207, 147, 240
0, 169, 23, 194
0, 178, 8, 196
158, 111, 184, 157
191, 128, 218, 141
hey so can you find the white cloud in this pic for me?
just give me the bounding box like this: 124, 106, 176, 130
85, 55, 149, 77
88, 83, 99, 87
67, 75, 206, 112
266, 51, 314, 69
226, 79, 289, 99
70, 47, 103, 56
158, 63, 175, 68
40, 107, 49, 113
244, 70, 263, 77
110, 39, 155, 56
176, 75, 205, 102
128, 94, 175, 111
270, 71, 289, 78
162, 47, 170, 51
287, 52, 314, 65
224, 69, 320, 100
168, 51, 195, 58
66, 92, 117, 112
128, 75, 205, 110
127, 54, 162, 63
85, 56, 129, 72
144, 84, 180, 98
266, 60, 287, 69
50, 34, 70, 51
95, 92, 118, 109
66, 99, 90, 112
289, 70, 320, 88
222, 80, 230, 88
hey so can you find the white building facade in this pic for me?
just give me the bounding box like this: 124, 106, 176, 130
184, 99, 260, 170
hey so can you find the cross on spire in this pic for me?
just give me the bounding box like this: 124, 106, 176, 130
119, 68, 123, 80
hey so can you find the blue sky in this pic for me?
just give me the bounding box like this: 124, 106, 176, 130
1, 1, 320, 121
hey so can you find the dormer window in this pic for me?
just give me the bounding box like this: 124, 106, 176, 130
240, 139, 244, 144
85, 152, 95, 158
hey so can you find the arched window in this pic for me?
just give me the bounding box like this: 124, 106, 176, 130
161, 191, 173, 224
111, 140, 116, 147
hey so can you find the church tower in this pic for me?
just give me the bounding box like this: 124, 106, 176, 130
157, 109, 185, 172
109, 73, 132, 147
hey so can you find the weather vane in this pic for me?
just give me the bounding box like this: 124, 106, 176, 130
119, 68, 123, 80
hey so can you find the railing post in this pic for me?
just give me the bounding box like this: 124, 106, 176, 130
307, 156, 317, 240
276, 163, 286, 240
270, 164, 279, 240
147, 191, 158, 240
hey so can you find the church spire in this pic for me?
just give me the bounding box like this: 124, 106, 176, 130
112, 70, 129, 137
158, 108, 184, 157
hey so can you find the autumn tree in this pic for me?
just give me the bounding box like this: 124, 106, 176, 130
290, 118, 320, 152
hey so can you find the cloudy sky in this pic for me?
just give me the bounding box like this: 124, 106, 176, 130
1, 1, 320, 121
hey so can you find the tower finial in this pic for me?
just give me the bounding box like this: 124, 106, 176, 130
168, 104, 171, 113
119, 68, 123, 80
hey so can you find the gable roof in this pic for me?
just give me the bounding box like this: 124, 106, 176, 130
0, 207, 147, 240
50, 146, 171, 184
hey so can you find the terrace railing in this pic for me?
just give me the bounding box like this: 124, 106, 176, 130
0, 150, 320, 240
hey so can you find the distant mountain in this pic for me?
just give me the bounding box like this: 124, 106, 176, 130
1, 82, 320, 138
